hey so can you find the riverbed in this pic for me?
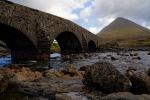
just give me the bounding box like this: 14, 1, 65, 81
0, 51, 150, 100
0, 51, 150, 74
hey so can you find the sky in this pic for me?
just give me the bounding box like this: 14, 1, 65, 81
9, 0, 150, 34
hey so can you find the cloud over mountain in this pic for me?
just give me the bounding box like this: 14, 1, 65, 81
9, 0, 150, 34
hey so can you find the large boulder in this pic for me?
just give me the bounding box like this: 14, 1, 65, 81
83, 62, 131, 93
128, 71, 150, 94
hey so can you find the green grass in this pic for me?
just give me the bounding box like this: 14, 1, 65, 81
50, 42, 60, 53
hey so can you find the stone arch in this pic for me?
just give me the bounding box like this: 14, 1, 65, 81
88, 40, 96, 51
0, 23, 38, 62
51, 31, 82, 54
0, 0, 101, 62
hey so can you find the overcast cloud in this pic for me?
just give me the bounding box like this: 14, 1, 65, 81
9, 0, 150, 34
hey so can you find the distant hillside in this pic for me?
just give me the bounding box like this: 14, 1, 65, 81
98, 17, 150, 48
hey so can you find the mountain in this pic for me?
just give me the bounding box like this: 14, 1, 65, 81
97, 17, 150, 48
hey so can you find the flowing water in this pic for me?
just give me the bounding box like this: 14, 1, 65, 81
0, 55, 11, 67
49, 51, 150, 74
0, 51, 150, 73
0, 51, 150, 99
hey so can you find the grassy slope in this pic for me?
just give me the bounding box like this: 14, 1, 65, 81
50, 42, 60, 53
98, 17, 150, 48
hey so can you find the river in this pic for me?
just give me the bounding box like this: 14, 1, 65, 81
0, 55, 11, 67
0, 51, 150, 73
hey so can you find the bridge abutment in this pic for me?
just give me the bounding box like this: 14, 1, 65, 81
12, 51, 50, 63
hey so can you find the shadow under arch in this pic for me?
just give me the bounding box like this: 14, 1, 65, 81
88, 40, 96, 51
52, 31, 82, 54
0, 23, 38, 62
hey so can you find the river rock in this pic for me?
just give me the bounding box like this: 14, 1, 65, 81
44, 65, 83, 79
83, 62, 131, 93
128, 71, 150, 94
10, 67, 42, 82
62, 55, 71, 60
92, 92, 150, 100
60, 64, 81, 77
78, 55, 84, 59
0, 75, 9, 94
79, 66, 87, 71
147, 68, 150, 76
43, 70, 64, 78
126, 67, 137, 77
111, 56, 118, 60
130, 53, 138, 56
132, 56, 141, 60
84, 53, 89, 58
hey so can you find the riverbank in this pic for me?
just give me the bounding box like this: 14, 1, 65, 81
0, 51, 150, 99
0, 62, 150, 100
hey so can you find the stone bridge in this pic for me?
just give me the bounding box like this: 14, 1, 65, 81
0, 0, 100, 62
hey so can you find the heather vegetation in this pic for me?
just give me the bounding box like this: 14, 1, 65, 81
98, 17, 150, 49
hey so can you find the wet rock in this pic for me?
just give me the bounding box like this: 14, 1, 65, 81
92, 92, 150, 100
128, 72, 150, 94
84, 53, 89, 58
62, 55, 71, 60
147, 68, 150, 76
56, 93, 72, 100
130, 53, 138, 56
56, 92, 88, 100
8, 64, 21, 69
0, 75, 9, 94
117, 53, 129, 56
83, 62, 131, 93
77, 54, 84, 59
9, 80, 56, 100
79, 66, 87, 71
132, 56, 141, 60
60, 64, 81, 77
10, 77, 83, 99
126, 67, 137, 77
44, 65, 83, 79
111, 56, 118, 60
103, 56, 107, 60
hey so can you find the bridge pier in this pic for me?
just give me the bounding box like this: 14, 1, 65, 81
12, 51, 50, 63
0, 0, 100, 63
36, 52, 50, 61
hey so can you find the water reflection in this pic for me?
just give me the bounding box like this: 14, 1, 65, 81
0, 55, 11, 67
0, 51, 150, 74
49, 51, 150, 74
50, 53, 62, 69
49, 53, 99, 69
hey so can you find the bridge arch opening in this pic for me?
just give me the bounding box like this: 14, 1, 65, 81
50, 40, 60, 53
88, 40, 96, 51
0, 23, 38, 62
52, 31, 82, 54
